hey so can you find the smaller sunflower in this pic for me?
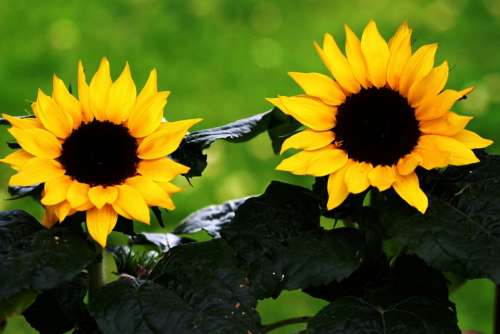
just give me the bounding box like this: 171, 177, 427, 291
1, 59, 201, 247
268, 21, 492, 213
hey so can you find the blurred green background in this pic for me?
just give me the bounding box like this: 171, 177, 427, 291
0, 0, 498, 332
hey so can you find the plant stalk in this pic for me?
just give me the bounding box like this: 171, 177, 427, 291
495, 284, 500, 334
88, 246, 105, 303
262, 316, 311, 333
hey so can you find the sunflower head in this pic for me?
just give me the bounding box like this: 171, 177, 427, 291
268, 21, 492, 213
1, 58, 201, 247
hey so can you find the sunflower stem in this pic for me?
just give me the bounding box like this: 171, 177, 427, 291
495, 284, 500, 334
88, 246, 105, 303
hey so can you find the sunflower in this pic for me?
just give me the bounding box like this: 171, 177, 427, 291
268, 21, 492, 213
1, 59, 201, 247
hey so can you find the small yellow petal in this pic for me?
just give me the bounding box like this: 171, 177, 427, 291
89, 58, 112, 121
368, 165, 396, 191
277, 146, 347, 176
41, 207, 58, 228
135, 69, 158, 113
280, 129, 335, 154
0, 150, 33, 170
415, 87, 474, 121
33, 89, 73, 138
360, 20, 390, 88
138, 158, 190, 182
398, 44, 437, 96
52, 201, 73, 222
420, 134, 479, 166
67, 180, 91, 208
397, 152, 423, 176
114, 184, 150, 224
9, 158, 64, 186
393, 172, 428, 213
126, 176, 175, 210
407, 61, 449, 107
88, 185, 118, 209
106, 62, 137, 124
8, 127, 61, 159
279, 95, 336, 131
420, 112, 472, 136
344, 161, 372, 194
344, 24, 370, 89
387, 22, 412, 90
137, 118, 202, 160
78, 61, 93, 122
128, 91, 169, 138
52, 74, 82, 128
415, 136, 450, 170
288, 72, 346, 105
452, 129, 493, 149
326, 165, 350, 210
314, 34, 361, 94
41, 175, 72, 206
266, 97, 288, 114
1, 114, 42, 129
86, 205, 118, 248
157, 182, 182, 195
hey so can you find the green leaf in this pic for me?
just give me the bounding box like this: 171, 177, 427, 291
220, 181, 364, 298
307, 296, 460, 334
379, 152, 500, 283
0, 291, 38, 319
90, 276, 262, 334
108, 246, 160, 279
129, 232, 193, 252
0, 210, 97, 303
171, 108, 300, 177
7, 184, 42, 200
174, 197, 249, 237
22, 273, 87, 334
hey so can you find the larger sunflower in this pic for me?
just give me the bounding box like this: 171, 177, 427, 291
1, 59, 200, 247
268, 21, 492, 213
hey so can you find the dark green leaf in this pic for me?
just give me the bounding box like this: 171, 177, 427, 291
23, 273, 87, 334
174, 197, 249, 237
108, 246, 159, 279
379, 152, 500, 283
221, 181, 364, 298
90, 276, 262, 334
129, 232, 193, 252
7, 185, 42, 200
0, 211, 97, 303
0, 291, 38, 319
307, 296, 460, 334
265, 109, 301, 154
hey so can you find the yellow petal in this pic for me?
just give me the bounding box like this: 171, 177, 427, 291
0, 150, 33, 170
8, 127, 61, 159
452, 129, 493, 149
326, 165, 350, 210
41, 175, 72, 206
41, 207, 58, 228
138, 158, 189, 182
67, 180, 91, 208
137, 118, 202, 159
78, 61, 93, 122
314, 34, 361, 94
407, 61, 449, 107
277, 146, 348, 176
88, 185, 118, 209
89, 58, 112, 121
2, 114, 42, 129
135, 69, 158, 113
288, 72, 345, 105
393, 173, 428, 213
344, 24, 370, 89
387, 22, 412, 90
52, 74, 82, 128
33, 89, 73, 138
128, 91, 169, 138
106, 63, 137, 124
279, 96, 336, 131
397, 152, 423, 176
157, 182, 182, 195
419, 134, 479, 166
398, 44, 437, 96
266, 97, 288, 114
280, 129, 335, 154
415, 87, 474, 121
9, 158, 64, 186
420, 112, 472, 136
126, 176, 175, 210
360, 20, 390, 88
344, 161, 372, 194
368, 165, 396, 191
52, 201, 73, 222
114, 184, 150, 224
415, 136, 450, 170
86, 205, 118, 248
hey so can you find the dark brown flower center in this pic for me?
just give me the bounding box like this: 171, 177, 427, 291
333, 87, 420, 166
59, 120, 139, 186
